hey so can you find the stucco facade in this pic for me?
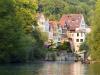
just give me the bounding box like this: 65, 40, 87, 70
59, 14, 90, 52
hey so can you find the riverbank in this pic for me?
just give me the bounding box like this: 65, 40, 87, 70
90, 61, 100, 64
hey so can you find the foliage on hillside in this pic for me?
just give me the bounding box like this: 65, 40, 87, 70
39, 0, 96, 25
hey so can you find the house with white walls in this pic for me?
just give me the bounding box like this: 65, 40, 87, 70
59, 14, 90, 52
49, 21, 62, 46
37, 13, 50, 46
37, 13, 62, 47
37, 13, 46, 32
73, 29, 86, 52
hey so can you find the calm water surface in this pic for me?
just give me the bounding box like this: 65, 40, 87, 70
0, 61, 100, 75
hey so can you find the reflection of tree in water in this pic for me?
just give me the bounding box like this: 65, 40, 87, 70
68, 62, 87, 75
88, 63, 100, 75
0, 62, 43, 75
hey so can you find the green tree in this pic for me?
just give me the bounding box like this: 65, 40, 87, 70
80, 41, 89, 51
57, 41, 72, 52
0, 0, 38, 63
40, 0, 67, 20
89, 0, 100, 61
30, 27, 48, 60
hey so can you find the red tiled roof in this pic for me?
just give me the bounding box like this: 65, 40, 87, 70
59, 14, 83, 31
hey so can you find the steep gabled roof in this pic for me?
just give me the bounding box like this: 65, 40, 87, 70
59, 14, 83, 31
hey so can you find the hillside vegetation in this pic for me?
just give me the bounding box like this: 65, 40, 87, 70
39, 0, 96, 25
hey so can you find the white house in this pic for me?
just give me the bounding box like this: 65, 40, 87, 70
59, 14, 90, 52
37, 13, 52, 46
37, 13, 62, 46
49, 21, 62, 46
73, 29, 86, 52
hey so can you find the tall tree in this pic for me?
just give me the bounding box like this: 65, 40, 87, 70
89, 0, 100, 61
0, 0, 38, 63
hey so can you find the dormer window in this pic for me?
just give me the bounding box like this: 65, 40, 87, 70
72, 18, 75, 21
72, 19, 75, 21
77, 33, 79, 37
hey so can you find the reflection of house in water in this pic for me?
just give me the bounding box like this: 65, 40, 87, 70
69, 62, 86, 75
37, 62, 88, 75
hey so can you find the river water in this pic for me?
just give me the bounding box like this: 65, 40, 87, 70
0, 61, 100, 75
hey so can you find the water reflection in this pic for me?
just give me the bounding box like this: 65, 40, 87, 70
70, 62, 87, 75
38, 61, 87, 75
0, 61, 100, 75
0, 63, 43, 75
88, 63, 100, 75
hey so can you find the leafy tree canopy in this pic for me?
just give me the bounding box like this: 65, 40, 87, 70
89, 0, 100, 61
0, 0, 38, 63
39, 0, 96, 25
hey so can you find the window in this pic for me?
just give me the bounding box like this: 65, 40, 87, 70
58, 30, 61, 33
77, 33, 79, 37
76, 39, 79, 42
58, 38, 60, 41
80, 39, 83, 42
41, 22, 44, 25
62, 29, 66, 34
